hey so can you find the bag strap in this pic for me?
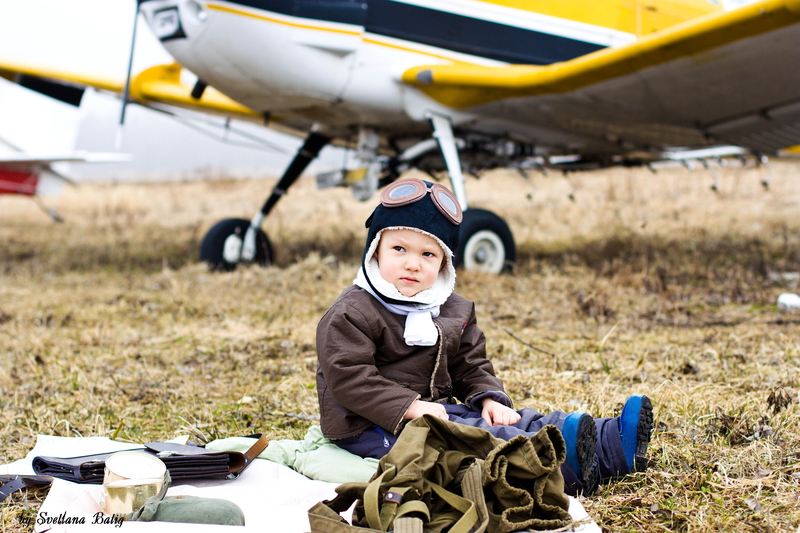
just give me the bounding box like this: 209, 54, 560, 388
0, 475, 53, 503
428, 482, 478, 533
363, 468, 394, 531
226, 433, 269, 479
381, 490, 430, 531
308, 501, 372, 533
363, 466, 431, 533
308, 500, 424, 533
394, 500, 429, 522
240, 434, 270, 469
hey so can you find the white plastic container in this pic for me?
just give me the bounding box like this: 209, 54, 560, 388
777, 293, 800, 311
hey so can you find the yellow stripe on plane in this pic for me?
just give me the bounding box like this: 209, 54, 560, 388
0, 57, 262, 123
474, 0, 720, 36
208, 2, 483, 65
402, 0, 800, 109
783, 145, 800, 154
206, 2, 362, 36
362, 36, 479, 66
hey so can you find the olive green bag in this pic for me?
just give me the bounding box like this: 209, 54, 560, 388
308, 415, 572, 533
132, 495, 245, 525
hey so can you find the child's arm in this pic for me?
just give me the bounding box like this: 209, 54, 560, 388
448, 303, 514, 409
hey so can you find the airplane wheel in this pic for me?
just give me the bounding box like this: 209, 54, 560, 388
200, 218, 274, 271
455, 208, 515, 274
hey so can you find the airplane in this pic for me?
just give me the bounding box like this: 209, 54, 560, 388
1, 0, 799, 273
0, 146, 132, 221
0, 148, 72, 200
0, 78, 131, 220
0, 149, 127, 196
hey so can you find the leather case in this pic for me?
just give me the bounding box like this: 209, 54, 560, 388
32, 434, 269, 484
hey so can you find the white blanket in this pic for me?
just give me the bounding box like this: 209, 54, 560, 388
2, 435, 600, 532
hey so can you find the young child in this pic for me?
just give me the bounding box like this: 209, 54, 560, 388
315, 178, 653, 495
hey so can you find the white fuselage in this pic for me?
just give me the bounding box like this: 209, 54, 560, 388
138, 0, 633, 141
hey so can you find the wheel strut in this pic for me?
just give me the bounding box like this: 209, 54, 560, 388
426, 112, 516, 273
238, 130, 330, 262
201, 129, 330, 270
428, 112, 468, 211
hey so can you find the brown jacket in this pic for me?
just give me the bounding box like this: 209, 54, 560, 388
316, 286, 510, 439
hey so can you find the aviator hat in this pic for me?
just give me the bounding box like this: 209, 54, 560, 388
360, 179, 462, 306
364, 179, 461, 257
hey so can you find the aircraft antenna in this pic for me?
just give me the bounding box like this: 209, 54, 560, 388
117, 1, 140, 151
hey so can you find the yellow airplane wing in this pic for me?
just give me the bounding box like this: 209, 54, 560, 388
127, 63, 262, 121
0, 57, 123, 94
0, 58, 262, 123
403, 0, 800, 154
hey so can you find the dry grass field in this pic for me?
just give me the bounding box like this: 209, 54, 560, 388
2, 160, 800, 532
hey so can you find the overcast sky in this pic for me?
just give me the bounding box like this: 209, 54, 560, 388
0, 0, 339, 182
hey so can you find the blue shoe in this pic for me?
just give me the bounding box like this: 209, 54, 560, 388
619, 395, 653, 473
561, 412, 600, 496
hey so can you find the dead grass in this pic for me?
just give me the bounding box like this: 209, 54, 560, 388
2, 160, 800, 532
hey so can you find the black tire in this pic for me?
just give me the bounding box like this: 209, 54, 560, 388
454, 208, 515, 273
200, 218, 274, 272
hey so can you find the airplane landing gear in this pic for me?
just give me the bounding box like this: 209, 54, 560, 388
455, 208, 516, 273
428, 113, 516, 273
199, 130, 330, 271
199, 118, 517, 274
200, 218, 274, 271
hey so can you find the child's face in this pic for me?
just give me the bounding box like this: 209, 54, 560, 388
376, 229, 445, 297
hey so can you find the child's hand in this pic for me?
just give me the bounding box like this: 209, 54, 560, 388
481, 398, 522, 426
404, 399, 449, 421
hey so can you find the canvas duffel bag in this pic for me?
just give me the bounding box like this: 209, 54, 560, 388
309, 415, 572, 533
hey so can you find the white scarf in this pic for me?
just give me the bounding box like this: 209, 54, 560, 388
355, 227, 457, 346
355, 268, 441, 346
